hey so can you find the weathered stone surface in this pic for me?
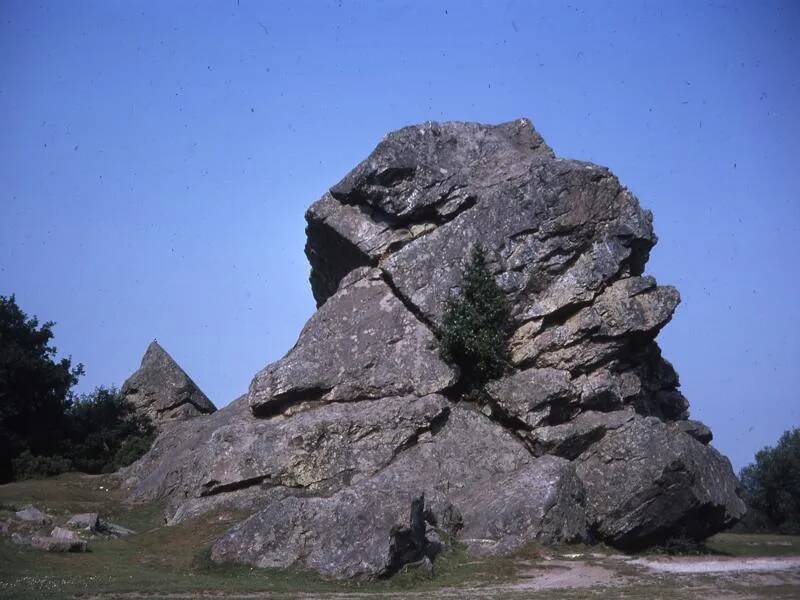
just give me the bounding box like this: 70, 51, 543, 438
527, 410, 635, 459
66, 513, 99, 532
15, 506, 50, 525
306, 120, 555, 306
247, 268, 456, 417
510, 276, 679, 372
122, 394, 451, 524
121, 340, 216, 425
99, 520, 136, 537
672, 419, 714, 444
211, 406, 587, 578
51, 526, 81, 541
484, 367, 575, 428
576, 416, 746, 549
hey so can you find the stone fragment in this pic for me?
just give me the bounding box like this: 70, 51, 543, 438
66, 512, 99, 532
30, 535, 87, 552
14, 506, 50, 525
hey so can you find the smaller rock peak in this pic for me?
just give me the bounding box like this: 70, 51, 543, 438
144, 339, 166, 357
122, 340, 216, 426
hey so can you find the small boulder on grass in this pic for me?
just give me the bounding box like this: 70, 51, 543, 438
51, 526, 81, 541
14, 506, 51, 525
67, 512, 99, 532
30, 535, 87, 553
100, 519, 135, 537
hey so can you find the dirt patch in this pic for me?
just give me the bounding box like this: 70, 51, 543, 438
629, 556, 800, 574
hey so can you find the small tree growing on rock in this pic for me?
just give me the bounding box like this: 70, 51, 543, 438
440, 244, 511, 394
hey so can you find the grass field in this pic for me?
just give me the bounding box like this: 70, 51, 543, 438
1, 473, 799, 599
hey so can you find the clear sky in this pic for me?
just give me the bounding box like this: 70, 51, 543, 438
1, 1, 798, 471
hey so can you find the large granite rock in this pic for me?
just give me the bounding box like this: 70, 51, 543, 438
121, 340, 216, 425
122, 119, 744, 579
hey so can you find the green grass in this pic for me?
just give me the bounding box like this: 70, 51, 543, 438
1, 474, 799, 599
706, 532, 800, 557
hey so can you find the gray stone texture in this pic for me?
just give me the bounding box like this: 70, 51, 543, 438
121, 340, 216, 426
120, 119, 744, 579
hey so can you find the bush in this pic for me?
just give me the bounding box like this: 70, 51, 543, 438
440, 244, 511, 393
11, 451, 73, 480
112, 434, 156, 471
0, 295, 83, 482
1, 296, 155, 481
61, 386, 155, 474
739, 428, 800, 534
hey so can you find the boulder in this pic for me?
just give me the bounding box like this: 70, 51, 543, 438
121, 118, 745, 579
66, 512, 99, 532
14, 506, 50, 525
51, 526, 81, 541
99, 520, 136, 537
30, 535, 87, 553
576, 416, 746, 549
672, 419, 714, 444
121, 340, 216, 425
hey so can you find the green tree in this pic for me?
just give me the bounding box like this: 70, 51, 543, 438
0, 295, 83, 482
440, 244, 511, 393
739, 428, 800, 534
61, 386, 155, 474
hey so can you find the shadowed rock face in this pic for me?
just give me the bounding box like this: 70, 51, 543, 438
123, 119, 744, 579
121, 341, 216, 426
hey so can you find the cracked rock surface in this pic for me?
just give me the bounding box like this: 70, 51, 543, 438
121, 340, 216, 426
122, 119, 744, 579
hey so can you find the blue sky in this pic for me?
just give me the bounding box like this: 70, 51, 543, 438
1, 0, 797, 471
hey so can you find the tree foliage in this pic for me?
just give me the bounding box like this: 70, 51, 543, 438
1, 295, 154, 481
61, 386, 156, 474
0, 295, 83, 482
440, 244, 511, 392
739, 428, 800, 534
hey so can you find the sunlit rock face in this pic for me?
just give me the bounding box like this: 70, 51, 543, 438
121, 340, 216, 426
122, 119, 745, 579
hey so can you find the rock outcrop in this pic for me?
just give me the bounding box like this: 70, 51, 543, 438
122, 119, 745, 579
121, 340, 216, 426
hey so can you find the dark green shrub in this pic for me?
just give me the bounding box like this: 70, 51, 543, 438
1, 296, 155, 481
62, 386, 155, 474
739, 427, 800, 534
0, 295, 83, 482
111, 433, 156, 471
440, 244, 511, 393
11, 451, 72, 480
